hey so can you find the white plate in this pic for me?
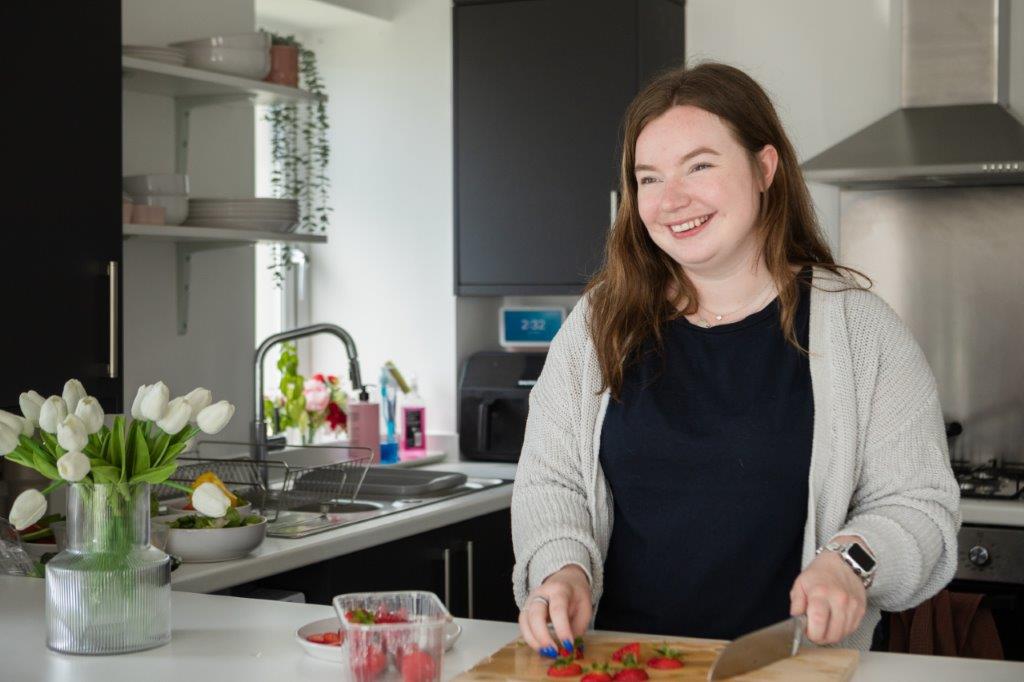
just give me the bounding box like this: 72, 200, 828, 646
184, 218, 297, 232
190, 198, 297, 205
154, 514, 267, 562
189, 207, 298, 216
295, 618, 462, 663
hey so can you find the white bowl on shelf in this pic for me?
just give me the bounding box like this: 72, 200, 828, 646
184, 217, 297, 232
154, 514, 267, 563
132, 194, 189, 225
178, 46, 270, 80
124, 173, 189, 196
170, 32, 270, 50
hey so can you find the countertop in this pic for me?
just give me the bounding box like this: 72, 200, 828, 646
171, 461, 516, 593
2, 577, 1022, 681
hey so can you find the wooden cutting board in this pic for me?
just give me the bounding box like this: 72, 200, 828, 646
453, 633, 858, 681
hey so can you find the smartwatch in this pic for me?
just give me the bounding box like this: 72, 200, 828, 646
816, 540, 877, 588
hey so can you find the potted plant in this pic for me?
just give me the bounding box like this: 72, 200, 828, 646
265, 33, 300, 87
262, 32, 331, 284
0, 380, 236, 654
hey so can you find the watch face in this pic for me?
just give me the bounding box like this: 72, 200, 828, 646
848, 543, 876, 572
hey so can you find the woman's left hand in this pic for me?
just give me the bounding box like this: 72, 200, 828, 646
789, 539, 867, 645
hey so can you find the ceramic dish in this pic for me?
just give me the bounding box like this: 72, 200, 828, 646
170, 33, 270, 50
295, 617, 462, 663
184, 217, 297, 232
153, 514, 266, 563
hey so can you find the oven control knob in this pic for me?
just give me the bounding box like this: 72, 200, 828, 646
968, 545, 990, 566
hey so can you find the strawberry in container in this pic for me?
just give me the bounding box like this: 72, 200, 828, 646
335, 591, 449, 682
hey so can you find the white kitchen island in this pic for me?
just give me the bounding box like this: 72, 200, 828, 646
1, 576, 1022, 681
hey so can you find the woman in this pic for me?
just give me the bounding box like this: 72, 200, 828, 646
511, 62, 960, 654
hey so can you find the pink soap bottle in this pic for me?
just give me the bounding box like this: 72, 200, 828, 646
347, 387, 380, 463
400, 377, 427, 460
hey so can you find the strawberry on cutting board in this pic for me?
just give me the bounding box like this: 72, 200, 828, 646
579, 662, 613, 682
610, 642, 641, 663
646, 644, 684, 670
612, 667, 649, 682
547, 657, 584, 678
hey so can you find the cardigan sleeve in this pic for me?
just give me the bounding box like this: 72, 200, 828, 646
510, 299, 605, 609
836, 291, 961, 612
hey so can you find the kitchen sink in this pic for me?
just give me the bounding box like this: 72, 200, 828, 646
265, 477, 509, 539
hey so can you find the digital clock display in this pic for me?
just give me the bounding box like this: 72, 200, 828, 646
501, 308, 565, 346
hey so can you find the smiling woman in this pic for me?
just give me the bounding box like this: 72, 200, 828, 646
510, 62, 960, 655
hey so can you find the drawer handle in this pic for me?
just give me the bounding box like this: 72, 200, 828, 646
107, 261, 118, 378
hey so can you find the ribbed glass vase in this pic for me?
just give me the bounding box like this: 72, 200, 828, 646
45, 482, 171, 654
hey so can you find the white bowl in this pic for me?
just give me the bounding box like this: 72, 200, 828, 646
180, 46, 270, 80
155, 515, 267, 562
296, 617, 462, 663
124, 174, 189, 195
171, 33, 270, 50
133, 194, 189, 225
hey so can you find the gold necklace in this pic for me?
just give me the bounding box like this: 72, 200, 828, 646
696, 280, 774, 328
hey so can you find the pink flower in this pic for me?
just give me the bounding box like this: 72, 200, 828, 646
303, 379, 330, 412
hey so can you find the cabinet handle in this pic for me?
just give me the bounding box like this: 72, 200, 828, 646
443, 547, 451, 610
609, 190, 620, 228
466, 540, 474, 619
476, 400, 492, 454
107, 261, 118, 378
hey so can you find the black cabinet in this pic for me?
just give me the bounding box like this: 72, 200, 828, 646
454, 0, 685, 295
251, 509, 519, 622
3, 4, 123, 413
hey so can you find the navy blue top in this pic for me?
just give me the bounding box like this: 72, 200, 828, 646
594, 270, 813, 639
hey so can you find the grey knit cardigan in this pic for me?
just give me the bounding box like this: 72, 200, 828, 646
510, 267, 961, 651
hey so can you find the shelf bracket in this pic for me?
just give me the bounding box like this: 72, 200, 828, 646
174, 95, 256, 176
175, 240, 245, 335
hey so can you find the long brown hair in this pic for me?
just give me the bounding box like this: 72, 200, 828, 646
585, 61, 868, 400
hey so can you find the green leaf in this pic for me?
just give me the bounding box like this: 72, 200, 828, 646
40, 479, 66, 495
150, 431, 171, 467
90, 465, 122, 484
4, 448, 36, 470
129, 462, 177, 485
31, 451, 60, 480
38, 430, 61, 459
132, 426, 151, 480
110, 416, 125, 470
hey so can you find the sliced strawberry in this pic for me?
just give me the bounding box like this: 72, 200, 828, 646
400, 649, 437, 682
579, 662, 612, 682
306, 633, 326, 644
612, 669, 649, 681
611, 643, 640, 663
547, 661, 584, 678
646, 644, 684, 669
321, 630, 342, 645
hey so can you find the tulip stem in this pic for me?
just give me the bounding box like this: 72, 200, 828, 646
41, 479, 66, 495
163, 481, 193, 494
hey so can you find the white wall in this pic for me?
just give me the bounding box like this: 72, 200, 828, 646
300, 0, 458, 434
122, 0, 257, 442
685, 0, 903, 251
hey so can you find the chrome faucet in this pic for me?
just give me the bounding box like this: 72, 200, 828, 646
252, 324, 366, 466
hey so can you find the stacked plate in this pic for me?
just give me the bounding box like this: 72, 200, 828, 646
169, 33, 270, 80
123, 45, 187, 66
185, 198, 298, 233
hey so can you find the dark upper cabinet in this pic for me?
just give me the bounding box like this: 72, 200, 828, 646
3, 4, 123, 413
454, 0, 684, 295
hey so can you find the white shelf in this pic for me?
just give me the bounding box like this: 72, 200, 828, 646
121, 56, 324, 105
123, 223, 327, 245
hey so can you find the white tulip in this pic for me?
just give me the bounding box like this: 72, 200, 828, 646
0, 423, 18, 456
130, 384, 149, 420
56, 451, 91, 482
74, 397, 105, 434
19, 390, 44, 424
196, 401, 235, 435
62, 379, 87, 416
157, 397, 191, 435
191, 482, 230, 518
9, 489, 47, 531
140, 382, 170, 422
183, 387, 213, 422
38, 396, 68, 434
0, 409, 31, 437
57, 414, 88, 452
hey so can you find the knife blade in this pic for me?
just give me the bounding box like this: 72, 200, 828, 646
706, 614, 807, 680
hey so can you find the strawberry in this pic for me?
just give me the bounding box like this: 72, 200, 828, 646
579, 662, 613, 682
548, 656, 584, 678
611, 643, 640, 663
375, 607, 410, 623
306, 633, 326, 644
612, 669, 649, 682
352, 644, 388, 681
646, 645, 684, 670
556, 645, 584, 661
346, 608, 377, 624
400, 649, 437, 682
321, 630, 342, 645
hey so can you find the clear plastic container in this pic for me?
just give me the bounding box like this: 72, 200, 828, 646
334, 591, 449, 682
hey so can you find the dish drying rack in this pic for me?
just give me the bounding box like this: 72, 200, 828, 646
152, 441, 373, 524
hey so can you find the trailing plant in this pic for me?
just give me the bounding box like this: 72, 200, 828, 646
263, 31, 331, 284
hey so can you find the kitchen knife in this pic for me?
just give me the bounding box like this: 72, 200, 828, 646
706, 614, 807, 680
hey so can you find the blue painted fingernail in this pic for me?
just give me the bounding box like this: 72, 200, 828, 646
563, 639, 574, 652
542, 647, 557, 658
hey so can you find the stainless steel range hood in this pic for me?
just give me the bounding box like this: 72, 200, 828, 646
802, 0, 1024, 188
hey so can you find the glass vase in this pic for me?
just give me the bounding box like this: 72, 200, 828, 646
45, 482, 171, 654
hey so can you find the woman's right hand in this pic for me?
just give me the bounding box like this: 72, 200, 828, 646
518, 564, 593, 657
